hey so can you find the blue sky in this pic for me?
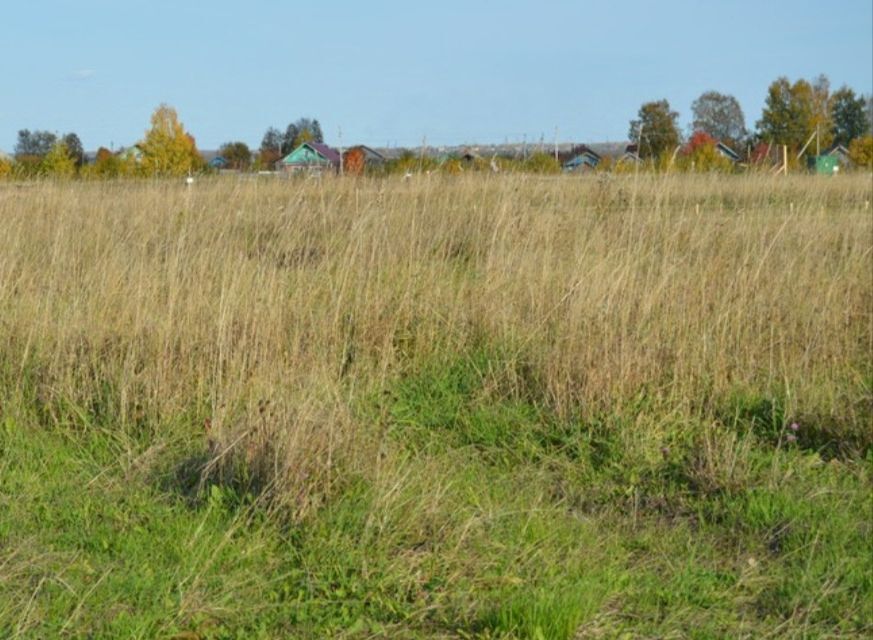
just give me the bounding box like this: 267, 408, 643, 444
1, 0, 871, 151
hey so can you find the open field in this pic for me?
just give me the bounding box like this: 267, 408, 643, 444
0, 173, 871, 638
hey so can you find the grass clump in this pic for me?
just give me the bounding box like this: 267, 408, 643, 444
383, 346, 577, 461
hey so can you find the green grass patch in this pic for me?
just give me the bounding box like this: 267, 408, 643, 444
0, 416, 292, 638
382, 347, 587, 465
1, 348, 870, 638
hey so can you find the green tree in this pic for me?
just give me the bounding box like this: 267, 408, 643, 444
14, 129, 57, 158
258, 127, 285, 168
261, 119, 326, 159
218, 141, 252, 170
62, 133, 85, 167
629, 100, 681, 159
140, 104, 204, 176
261, 127, 284, 155
830, 86, 870, 146
866, 95, 873, 133
291, 118, 324, 147
282, 124, 299, 153
41, 141, 77, 177
691, 91, 747, 147
757, 75, 832, 154
757, 77, 806, 148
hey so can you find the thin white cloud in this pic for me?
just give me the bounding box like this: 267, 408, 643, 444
71, 69, 96, 80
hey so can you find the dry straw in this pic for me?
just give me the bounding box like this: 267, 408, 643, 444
1, 173, 869, 517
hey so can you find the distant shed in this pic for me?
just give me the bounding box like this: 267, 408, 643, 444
808, 155, 840, 175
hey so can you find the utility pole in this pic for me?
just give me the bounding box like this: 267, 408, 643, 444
553, 126, 559, 162
815, 124, 820, 157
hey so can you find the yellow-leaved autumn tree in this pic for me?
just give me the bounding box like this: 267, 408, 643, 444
42, 141, 77, 178
848, 135, 873, 170
140, 105, 204, 176
0, 155, 12, 179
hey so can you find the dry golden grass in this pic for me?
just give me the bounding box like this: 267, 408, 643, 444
1, 173, 870, 516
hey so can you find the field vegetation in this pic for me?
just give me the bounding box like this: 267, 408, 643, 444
0, 173, 870, 638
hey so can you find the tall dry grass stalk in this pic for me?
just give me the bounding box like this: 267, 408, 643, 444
1, 173, 870, 517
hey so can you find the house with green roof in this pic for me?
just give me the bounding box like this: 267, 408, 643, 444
277, 142, 341, 174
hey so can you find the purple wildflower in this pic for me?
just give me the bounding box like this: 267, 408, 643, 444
789, 422, 800, 432
786, 434, 797, 443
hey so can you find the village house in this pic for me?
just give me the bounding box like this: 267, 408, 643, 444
616, 143, 641, 165
277, 142, 341, 174
342, 145, 385, 175
562, 144, 603, 171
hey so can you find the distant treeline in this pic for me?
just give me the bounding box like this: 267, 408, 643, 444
1, 75, 871, 179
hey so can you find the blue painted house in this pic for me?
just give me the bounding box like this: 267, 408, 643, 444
563, 145, 602, 171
